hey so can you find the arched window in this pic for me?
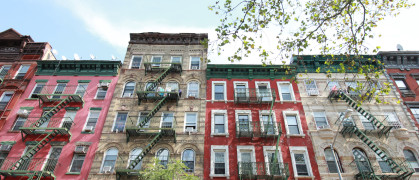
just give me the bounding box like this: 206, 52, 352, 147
352, 148, 372, 173
156, 149, 169, 168
375, 150, 392, 173
182, 149, 195, 172
128, 148, 143, 170
122, 82, 135, 97
403, 149, 419, 172
166, 81, 179, 92
324, 148, 343, 173
187, 81, 199, 98
146, 82, 157, 97
101, 148, 118, 173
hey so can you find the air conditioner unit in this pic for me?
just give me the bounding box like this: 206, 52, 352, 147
317, 125, 330, 129
0, 144, 12, 152
307, 88, 319, 96
185, 127, 195, 135
17, 109, 29, 118
103, 166, 112, 173
74, 146, 88, 154
84, 126, 93, 132
123, 93, 132, 97
97, 82, 110, 89
191, 66, 198, 70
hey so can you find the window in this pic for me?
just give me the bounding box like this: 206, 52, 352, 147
52, 83, 66, 99
375, 150, 392, 173
12, 109, 32, 131
166, 81, 179, 92
29, 83, 45, 98
0, 65, 11, 79
151, 56, 162, 67
290, 147, 312, 177
75, 83, 88, 98
313, 112, 329, 129
256, 81, 272, 101
0, 151, 9, 168
345, 81, 359, 96
0, 91, 13, 111
210, 145, 229, 177
171, 56, 182, 63
383, 112, 402, 129
187, 81, 199, 98
137, 112, 150, 129
182, 149, 195, 172
304, 79, 319, 96
212, 81, 226, 100
101, 148, 118, 173
263, 146, 283, 176
130, 56, 142, 69
211, 110, 228, 136
190, 56, 200, 70
352, 148, 372, 173
95, 87, 108, 99
128, 148, 143, 170
14, 65, 30, 79
84, 110, 100, 132
113, 112, 128, 132
395, 80, 408, 90
283, 111, 303, 135
411, 108, 419, 123
69, 154, 86, 173
156, 149, 169, 168
237, 146, 256, 175
122, 82, 135, 97
44, 147, 62, 172
277, 82, 294, 101
161, 113, 174, 128
236, 110, 252, 134
145, 82, 157, 97
260, 110, 278, 135
62, 111, 76, 130
327, 80, 340, 90
234, 82, 249, 102
185, 113, 197, 132
359, 114, 375, 130
403, 149, 419, 172
324, 148, 343, 173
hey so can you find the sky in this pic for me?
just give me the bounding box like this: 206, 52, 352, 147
1, 0, 419, 64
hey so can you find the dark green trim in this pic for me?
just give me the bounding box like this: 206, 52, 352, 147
1, 141, 16, 145
65, 107, 80, 111
36, 60, 121, 76
90, 107, 102, 111
20, 107, 34, 110
66, 172, 81, 175
35, 79, 48, 83
206, 64, 295, 80
99, 80, 112, 83
81, 131, 94, 134
43, 107, 53, 111
25, 98, 38, 101
57, 80, 70, 83
25, 141, 39, 145
78, 80, 91, 83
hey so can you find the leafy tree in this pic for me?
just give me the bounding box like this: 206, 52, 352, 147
139, 158, 199, 180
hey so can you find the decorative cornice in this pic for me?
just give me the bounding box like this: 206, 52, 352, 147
206, 64, 295, 80
129, 32, 208, 45
36, 60, 121, 76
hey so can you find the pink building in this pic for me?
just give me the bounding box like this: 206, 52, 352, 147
0, 60, 120, 180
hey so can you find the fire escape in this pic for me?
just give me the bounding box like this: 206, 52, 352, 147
116, 61, 181, 179
328, 89, 414, 180
0, 85, 82, 180
234, 88, 289, 180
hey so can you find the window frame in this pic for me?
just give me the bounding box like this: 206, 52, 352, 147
128, 148, 143, 170
277, 81, 295, 101
394, 79, 408, 90
112, 112, 128, 132
82, 110, 100, 133
411, 108, 419, 123
12, 109, 32, 131
184, 112, 198, 132
0, 91, 14, 111
210, 145, 229, 177
263, 146, 283, 175
212, 81, 227, 101
14, 64, 30, 79
313, 111, 329, 129
171, 56, 182, 64
161, 112, 174, 129
324, 148, 344, 173
255, 81, 272, 102
259, 110, 279, 135
95, 87, 108, 99
156, 149, 170, 168
189, 56, 200, 70
0, 65, 11, 79
290, 146, 313, 177
327, 80, 341, 90
121, 81, 135, 98
235, 110, 252, 133
187, 81, 200, 98
100, 148, 118, 173
237, 146, 256, 175
130, 55, 143, 69
211, 110, 228, 136
283, 111, 304, 136
68, 153, 86, 173
233, 81, 249, 101
75, 83, 88, 98
403, 149, 419, 173
151, 56, 163, 67
181, 149, 195, 173
304, 79, 319, 96
29, 83, 45, 98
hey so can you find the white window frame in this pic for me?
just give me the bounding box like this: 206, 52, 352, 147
290, 146, 313, 178
259, 110, 279, 135
100, 148, 118, 173
128, 148, 143, 170
237, 146, 256, 174
277, 81, 295, 101
42, 146, 62, 170
186, 81, 200, 98
61, 110, 77, 128
184, 112, 198, 132
394, 80, 407, 90
82, 110, 100, 132
212, 81, 227, 101
255, 81, 272, 101
313, 111, 330, 129
171, 56, 182, 63
75, 83, 88, 98
0, 65, 11, 79
29, 83, 45, 98
68, 153, 86, 173
383, 111, 403, 129
95, 87, 108, 99
160, 112, 174, 129
130, 55, 143, 69
151, 56, 163, 67
14, 64, 30, 79
189, 56, 200, 70
121, 82, 135, 98
304, 79, 319, 96
283, 111, 304, 137
263, 146, 283, 175
211, 110, 228, 136
235, 110, 252, 132
181, 149, 195, 173
210, 145, 229, 177
0, 91, 13, 110
112, 112, 128, 133
234, 81, 249, 101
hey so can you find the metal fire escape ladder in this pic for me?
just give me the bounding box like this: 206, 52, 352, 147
127, 133, 163, 170
330, 90, 414, 179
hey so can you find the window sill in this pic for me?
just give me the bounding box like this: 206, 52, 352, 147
81, 131, 94, 134
210, 174, 229, 178
66, 172, 81, 175
25, 98, 38, 100
7, 130, 19, 133
211, 133, 229, 137
286, 134, 305, 138
295, 175, 315, 179
279, 100, 297, 104
92, 98, 105, 100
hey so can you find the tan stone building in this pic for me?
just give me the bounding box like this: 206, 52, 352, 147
293, 55, 419, 179
89, 33, 208, 179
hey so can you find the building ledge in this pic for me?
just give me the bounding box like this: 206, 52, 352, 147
66, 172, 81, 175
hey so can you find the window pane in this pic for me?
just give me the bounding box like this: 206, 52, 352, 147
188, 82, 199, 98
190, 57, 200, 69
214, 84, 224, 100
172, 57, 181, 63
70, 154, 85, 172
96, 88, 107, 99
132, 56, 142, 68
395, 80, 407, 89
113, 113, 127, 132
182, 150, 194, 172
123, 82, 135, 97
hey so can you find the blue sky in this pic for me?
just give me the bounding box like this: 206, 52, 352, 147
1, 1, 419, 64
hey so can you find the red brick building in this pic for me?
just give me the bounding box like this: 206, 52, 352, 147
204, 65, 320, 179
0, 28, 55, 130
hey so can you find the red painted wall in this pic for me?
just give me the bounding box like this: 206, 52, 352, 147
0, 74, 118, 180
204, 78, 320, 180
